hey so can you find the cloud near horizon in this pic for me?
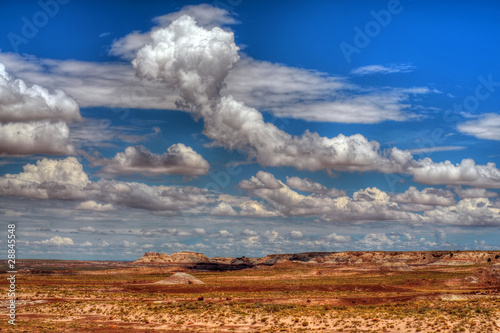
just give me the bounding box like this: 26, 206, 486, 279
1, 157, 498, 226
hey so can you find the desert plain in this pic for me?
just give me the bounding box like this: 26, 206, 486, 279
1, 250, 500, 332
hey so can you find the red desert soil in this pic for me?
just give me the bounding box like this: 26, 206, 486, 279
1, 250, 499, 332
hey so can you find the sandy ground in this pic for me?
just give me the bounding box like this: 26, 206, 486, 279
1, 260, 499, 332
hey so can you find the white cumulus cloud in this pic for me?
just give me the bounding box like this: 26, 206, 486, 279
210, 201, 238, 216
96, 144, 209, 176
0, 157, 89, 199
130, 12, 500, 189
0, 62, 81, 123
76, 200, 116, 212
0, 157, 215, 213
41, 236, 74, 246
0, 121, 74, 155
424, 198, 500, 226
409, 158, 500, 188
132, 15, 414, 173
0, 63, 80, 155
110, 4, 238, 60
391, 186, 456, 207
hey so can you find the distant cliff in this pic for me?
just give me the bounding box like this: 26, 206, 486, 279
134, 250, 500, 270
135, 251, 209, 264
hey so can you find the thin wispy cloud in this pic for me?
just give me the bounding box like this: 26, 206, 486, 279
351, 64, 416, 76
458, 113, 500, 141
408, 146, 466, 154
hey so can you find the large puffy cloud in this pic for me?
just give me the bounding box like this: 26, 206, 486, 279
131, 14, 500, 189
0, 157, 214, 212
391, 186, 456, 207
96, 144, 209, 176
133, 15, 240, 108
457, 113, 500, 141
237, 171, 499, 225
3, 158, 498, 226
0, 63, 79, 155
186, 87, 408, 171
0, 63, 80, 123
340, 187, 423, 222
238, 171, 421, 222
0, 51, 423, 125
12, 157, 89, 188
0, 121, 74, 155
132, 15, 409, 173
0, 157, 89, 199
6, 43, 494, 187
424, 198, 500, 226
93, 181, 213, 212
112, 5, 427, 124
0, 2, 433, 127
239, 171, 304, 214
409, 158, 500, 188
210, 201, 238, 216
110, 4, 238, 60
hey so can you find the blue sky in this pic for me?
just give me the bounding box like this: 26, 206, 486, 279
0, 0, 499, 260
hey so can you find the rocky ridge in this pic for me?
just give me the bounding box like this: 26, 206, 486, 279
135, 251, 209, 264
134, 250, 500, 270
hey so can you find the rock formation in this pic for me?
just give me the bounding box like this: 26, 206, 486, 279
154, 272, 204, 285
134, 250, 500, 270
135, 251, 209, 264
